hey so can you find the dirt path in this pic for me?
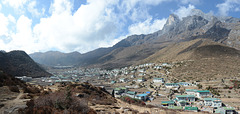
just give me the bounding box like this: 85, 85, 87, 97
0, 91, 30, 114
114, 99, 171, 113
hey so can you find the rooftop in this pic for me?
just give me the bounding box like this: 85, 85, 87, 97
136, 94, 148, 97
176, 95, 195, 98
186, 89, 198, 92
197, 90, 210, 93
204, 98, 221, 101
184, 107, 198, 110
114, 87, 127, 90
223, 107, 235, 110
161, 101, 175, 104
168, 106, 183, 110
127, 91, 136, 95
165, 83, 179, 85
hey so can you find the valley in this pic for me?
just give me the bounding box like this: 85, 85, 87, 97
0, 8, 240, 114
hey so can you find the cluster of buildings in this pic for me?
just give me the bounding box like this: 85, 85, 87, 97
18, 62, 238, 113
114, 87, 150, 101
161, 88, 237, 113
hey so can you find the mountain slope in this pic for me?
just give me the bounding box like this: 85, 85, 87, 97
0, 51, 51, 77
30, 51, 81, 66
30, 9, 240, 69
140, 39, 240, 62
139, 39, 240, 81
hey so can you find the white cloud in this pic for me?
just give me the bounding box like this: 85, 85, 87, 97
8, 16, 36, 51
235, 7, 240, 11
0, 15, 37, 52
31, 0, 170, 53
0, 13, 9, 36
216, 0, 240, 16
128, 18, 167, 35
49, 0, 73, 15
8, 14, 16, 23
30, 0, 119, 53
0, 4, 2, 11
0, 0, 172, 53
119, 0, 170, 22
2, 0, 29, 9
173, 4, 195, 19
27, 1, 45, 17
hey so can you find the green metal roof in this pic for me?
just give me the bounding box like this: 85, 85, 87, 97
223, 107, 235, 110
111, 81, 116, 83
184, 107, 198, 110
114, 87, 127, 91
168, 106, 183, 110
114, 88, 120, 91
127, 91, 136, 95
119, 87, 127, 89
197, 90, 210, 93
185, 89, 198, 92
176, 95, 195, 98
161, 101, 175, 104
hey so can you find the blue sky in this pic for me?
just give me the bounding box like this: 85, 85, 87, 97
0, 0, 240, 54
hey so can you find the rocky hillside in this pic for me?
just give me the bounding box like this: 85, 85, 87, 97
0, 51, 51, 77
30, 9, 240, 69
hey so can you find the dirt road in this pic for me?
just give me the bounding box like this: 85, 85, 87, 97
0, 91, 30, 114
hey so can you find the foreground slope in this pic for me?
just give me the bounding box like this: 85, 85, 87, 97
0, 51, 51, 77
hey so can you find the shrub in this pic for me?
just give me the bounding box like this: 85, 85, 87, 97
197, 84, 202, 89
120, 96, 146, 106
8, 86, 20, 93
30, 87, 91, 113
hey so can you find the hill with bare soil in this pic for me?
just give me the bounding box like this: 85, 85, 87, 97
140, 39, 240, 81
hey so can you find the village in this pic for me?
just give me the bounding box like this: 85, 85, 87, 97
16, 62, 240, 114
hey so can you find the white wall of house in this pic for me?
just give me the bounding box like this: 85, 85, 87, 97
153, 78, 164, 83
186, 92, 195, 95
177, 97, 195, 102
204, 100, 222, 108
196, 92, 211, 98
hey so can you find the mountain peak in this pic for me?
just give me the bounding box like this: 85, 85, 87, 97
166, 14, 180, 26
190, 9, 214, 21
162, 14, 180, 34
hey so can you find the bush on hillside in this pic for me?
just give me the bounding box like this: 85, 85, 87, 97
8, 86, 20, 93
120, 96, 146, 106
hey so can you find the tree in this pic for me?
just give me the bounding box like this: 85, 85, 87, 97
112, 89, 115, 97
197, 84, 202, 89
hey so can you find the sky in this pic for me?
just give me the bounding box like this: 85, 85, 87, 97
0, 0, 240, 54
